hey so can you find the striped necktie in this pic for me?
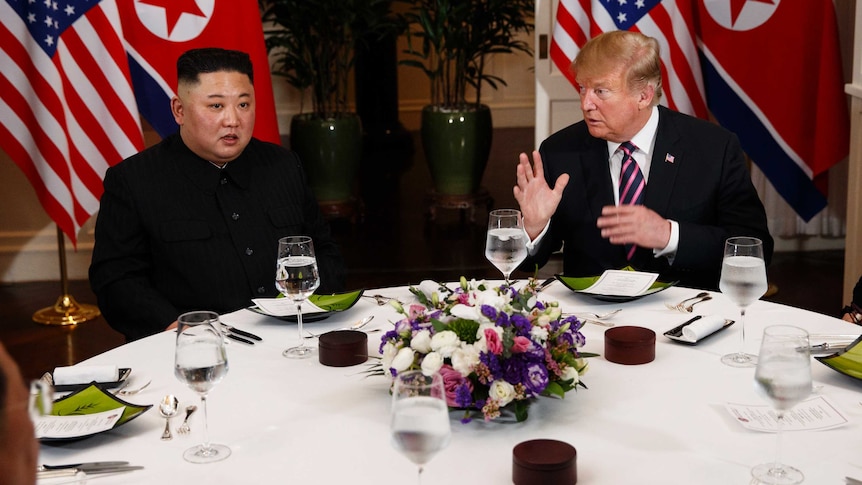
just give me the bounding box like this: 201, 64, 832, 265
618, 141, 644, 260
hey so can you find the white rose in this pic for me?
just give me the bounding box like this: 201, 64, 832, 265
560, 366, 580, 385
537, 314, 551, 327
449, 303, 481, 322
450, 345, 480, 376
391, 347, 415, 373
488, 380, 516, 407
473, 289, 506, 310
411, 329, 433, 353
380, 342, 399, 376
530, 326, 548, 343
575, 357, 589, 375
547, 306, 562, 320
420, 352, 444, 376
430, 330, 461, 357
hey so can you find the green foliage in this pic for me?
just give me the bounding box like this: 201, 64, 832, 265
399, 0, 535, 110
260, 0, 399, 118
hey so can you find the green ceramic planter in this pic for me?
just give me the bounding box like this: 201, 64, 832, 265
421, 105, 492, 195
290, 113, 362, 202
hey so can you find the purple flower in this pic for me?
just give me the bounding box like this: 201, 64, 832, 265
524, 362, 549, 395
510, 314, 531, 335
481, 305, 497, 320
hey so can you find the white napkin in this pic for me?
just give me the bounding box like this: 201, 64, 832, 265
682, 316, 727, 342
53, 365, 119, 385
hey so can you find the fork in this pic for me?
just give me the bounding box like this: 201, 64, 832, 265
665, 292, 710, 312
115, 379, 152, 396
176, 405, 197, 435
363, 294, 397, 306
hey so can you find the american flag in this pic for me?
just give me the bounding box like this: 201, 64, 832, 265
0, 0, 144, 246
550, 0, 708, 119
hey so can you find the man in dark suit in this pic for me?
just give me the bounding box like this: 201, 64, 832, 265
514, 31, 772, 290
90, 48, 345, 340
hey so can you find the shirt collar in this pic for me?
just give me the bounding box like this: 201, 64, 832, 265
606, 106, 660, 157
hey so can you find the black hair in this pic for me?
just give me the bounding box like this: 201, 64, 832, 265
176, 48, 254, 85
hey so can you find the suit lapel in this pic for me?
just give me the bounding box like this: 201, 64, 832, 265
644, 107, 683, 216
580, 137, 614, 218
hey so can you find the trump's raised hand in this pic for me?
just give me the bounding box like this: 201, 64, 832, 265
513, 150, 569, 240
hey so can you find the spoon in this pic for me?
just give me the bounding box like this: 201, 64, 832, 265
177, 405, 197, 435
159, 395, 179, 441
306, 315, 375, 338
564, 309, 622, 320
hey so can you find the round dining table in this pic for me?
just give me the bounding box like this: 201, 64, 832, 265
37, 282, 862, 484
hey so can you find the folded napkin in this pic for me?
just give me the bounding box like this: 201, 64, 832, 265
681, 316, 727, 342
53, 365, 119, 385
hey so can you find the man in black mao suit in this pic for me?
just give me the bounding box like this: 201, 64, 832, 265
514, 31, 772, 290
90, 48, 346, 341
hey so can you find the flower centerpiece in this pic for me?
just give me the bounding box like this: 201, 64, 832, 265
378, 277, 591, 422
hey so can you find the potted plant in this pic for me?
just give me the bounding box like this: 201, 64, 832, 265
399, 0, 534, 196
260, 0, 396, 215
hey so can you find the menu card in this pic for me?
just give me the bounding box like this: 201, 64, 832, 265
252, 298, 325, 317
34, 408, 124, 439
725, 395, 849, 432
581, 270, 659, 296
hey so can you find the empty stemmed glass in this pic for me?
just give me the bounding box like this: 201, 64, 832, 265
390, 370, 451, 484
719, 237, 768, 367
275, 236, 320, 359
485, 209, 528, 286
751, 325, 812, 484
174, 311, 230, 463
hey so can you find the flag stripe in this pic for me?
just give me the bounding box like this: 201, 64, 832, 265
0, 0, 143, 244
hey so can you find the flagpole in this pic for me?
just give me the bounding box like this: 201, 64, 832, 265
32, 226, 101, 326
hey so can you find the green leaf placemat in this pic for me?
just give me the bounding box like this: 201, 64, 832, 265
307, 289, 364, 311
556, 267, 677, 302
40, 384, 152, 442
816, 335, 862, 381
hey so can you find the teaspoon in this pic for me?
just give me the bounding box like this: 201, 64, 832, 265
159, 395, 178, 441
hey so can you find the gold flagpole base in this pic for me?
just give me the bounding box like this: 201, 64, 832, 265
32, 294, 101, 326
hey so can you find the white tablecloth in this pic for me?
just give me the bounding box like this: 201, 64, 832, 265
38, 283, 862, 484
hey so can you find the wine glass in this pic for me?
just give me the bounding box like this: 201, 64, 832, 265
390, 370, 451, 484
751, 325, 812, 484
485, 209, 528, 286
275, 236, 320, 359
174, 311, 231, 464
719, 236, 768, 367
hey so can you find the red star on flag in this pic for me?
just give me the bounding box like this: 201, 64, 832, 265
138, 0, 206, 36
730, 0, 775, 27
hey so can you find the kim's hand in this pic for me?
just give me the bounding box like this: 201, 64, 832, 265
513, 150, 569, 239
596, 205, 671, 249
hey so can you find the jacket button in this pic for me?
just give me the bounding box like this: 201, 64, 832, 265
245, 248, 253, 256
232, 213, 240, 220
220, 177, 228, 185
257, 286, 266, 294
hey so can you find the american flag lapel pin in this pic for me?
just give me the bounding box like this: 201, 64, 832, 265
665, 153, 675, 164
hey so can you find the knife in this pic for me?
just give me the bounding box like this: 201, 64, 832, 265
37, 465, 144, 479
223, 325, 262, 341
41, 461, 129, 471
226, 333, 254, 345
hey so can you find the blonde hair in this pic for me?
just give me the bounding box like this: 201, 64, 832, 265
572, 30, 663, 106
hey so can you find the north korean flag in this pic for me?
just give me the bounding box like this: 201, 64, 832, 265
117, 0, 281, 144
696, 0, 848, 221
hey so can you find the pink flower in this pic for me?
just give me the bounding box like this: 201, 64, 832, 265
408, 304, 426, 320
439, 365, 472, 407
511, 336, 530, 353
485, 328, 503, 355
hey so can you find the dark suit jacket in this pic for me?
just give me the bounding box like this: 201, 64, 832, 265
523, 106, 773, 290
90, 134, 346, 340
